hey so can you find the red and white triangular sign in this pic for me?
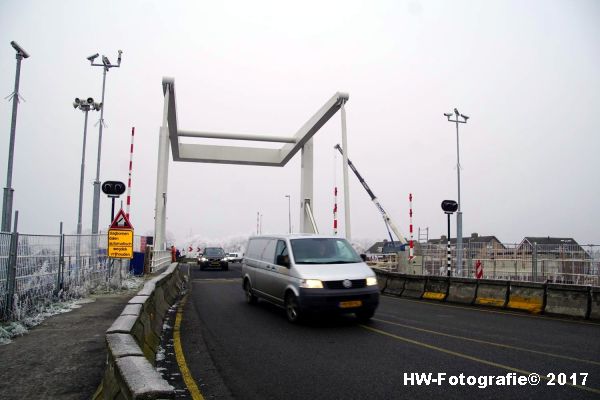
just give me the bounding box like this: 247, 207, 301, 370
110, 209, 134, 229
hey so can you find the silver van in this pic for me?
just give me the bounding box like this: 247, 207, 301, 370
242, 234, 379, 323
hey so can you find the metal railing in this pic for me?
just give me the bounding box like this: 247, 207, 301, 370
1, 231, 145, 321
150, 249, 172, 273
399, 242, 600, 286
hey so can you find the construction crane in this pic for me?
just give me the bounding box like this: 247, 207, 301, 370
334, 144, 407, 247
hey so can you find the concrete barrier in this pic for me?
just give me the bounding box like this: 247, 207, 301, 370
372, 269, 388, 293
94, 262, 188, 400
507, 282, 545, 313
447, 278, 477, 304
401, 276, 426, 299
377, 272, 596, 320
475, 279, 509, 308
545, 283, 590, 318
590, 287, 600, 320
423, 277, 449, 301
383, 273, 406, 297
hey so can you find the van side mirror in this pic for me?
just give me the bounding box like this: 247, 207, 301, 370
360, 254, 367, 262
276, 255, 290, 268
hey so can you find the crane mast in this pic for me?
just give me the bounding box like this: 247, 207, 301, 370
334, 144, 407, 245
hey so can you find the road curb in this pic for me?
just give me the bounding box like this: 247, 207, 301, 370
93, 262, 189, 400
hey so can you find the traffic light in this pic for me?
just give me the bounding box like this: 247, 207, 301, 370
441, 200, 458, 214
102, 181, 126, 196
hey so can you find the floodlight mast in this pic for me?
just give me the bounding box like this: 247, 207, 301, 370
2, 41, 29, 232
73, 98, 101, 266
87, 49, 122, 235
444, 108, 469, 276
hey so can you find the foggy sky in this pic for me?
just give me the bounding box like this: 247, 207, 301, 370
1, 0, 599, 246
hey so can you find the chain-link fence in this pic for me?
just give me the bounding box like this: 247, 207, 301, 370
1, 232, 144, 321
402, 242, 600, 286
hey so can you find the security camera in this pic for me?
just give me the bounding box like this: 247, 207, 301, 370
94, 102, 102, 111
454, 108, 459, 116
87, 97, 94, 104
73, 101, 79, 109
461, 114, 469, 120
117, 49, 122, 65
444, 113, 452, 117
102, 56, 111, 66
10, 41, 30, 58
74, 98, 81, 104
87, 53, 99, 62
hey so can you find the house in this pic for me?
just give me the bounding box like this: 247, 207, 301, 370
516, 237, 591, 280
426, 233, 506, 259
366, 239, 421, 258
517, 237, 587, 256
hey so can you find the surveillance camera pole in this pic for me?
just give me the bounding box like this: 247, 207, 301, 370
444, 109, 469, 276
88, 50, 122, 235
2, 43, 28, 232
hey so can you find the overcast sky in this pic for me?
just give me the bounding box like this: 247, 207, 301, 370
1, 0, 599, 246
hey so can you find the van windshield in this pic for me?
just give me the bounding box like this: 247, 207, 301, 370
290, 238, 362, 264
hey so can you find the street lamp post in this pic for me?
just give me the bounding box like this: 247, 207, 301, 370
444, 108, 469, 276
285, 195, 291, 233
87, 50, 122, 234
73, 97, 102, 265
2, 41, 29, 232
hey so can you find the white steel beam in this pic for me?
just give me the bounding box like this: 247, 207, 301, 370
178, 130, 297, 143
156, 78, 349, 237
154, 81, 172, 251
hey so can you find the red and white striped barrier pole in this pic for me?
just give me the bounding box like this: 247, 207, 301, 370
409, 193, 414, 261
475, 259, 483, 279
333, 186, 338, 235
125, 127, 135, 220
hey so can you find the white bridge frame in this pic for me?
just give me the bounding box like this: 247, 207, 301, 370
154, 78, 350, 250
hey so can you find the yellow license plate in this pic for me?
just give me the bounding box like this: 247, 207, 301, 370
339, 300, 362, 309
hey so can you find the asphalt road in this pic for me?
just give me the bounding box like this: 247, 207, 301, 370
178, 263, 600, 400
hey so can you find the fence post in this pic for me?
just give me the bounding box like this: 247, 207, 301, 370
532, 242, 538, 282
5, 212, 19, 319
56, 222, 65, 295
4, 231, 18, 319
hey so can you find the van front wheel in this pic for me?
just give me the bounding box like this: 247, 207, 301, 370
244, 281, 258, 305
285, 293, 302, 323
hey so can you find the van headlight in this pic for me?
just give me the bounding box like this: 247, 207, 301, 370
300, 279, 323, 289
366, 277, 378, 286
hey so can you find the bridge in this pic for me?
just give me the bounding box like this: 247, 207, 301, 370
1, 79, 599, 400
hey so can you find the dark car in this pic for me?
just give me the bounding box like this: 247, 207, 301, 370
198, 247, 228, 271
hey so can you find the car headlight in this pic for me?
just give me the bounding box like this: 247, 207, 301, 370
200, 257, 207, 262
300, 279, 323, 289
366, 277, 378, 286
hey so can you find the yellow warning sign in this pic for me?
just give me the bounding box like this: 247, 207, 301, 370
108, 229, 134, 258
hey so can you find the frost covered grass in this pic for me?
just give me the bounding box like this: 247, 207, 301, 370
0, 273, 144, 346
0, 298, 91, 345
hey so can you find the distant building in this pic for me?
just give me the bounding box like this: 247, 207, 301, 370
517, 237, 587, 255
426, 233, 506, 259
366, 239, 420, 258
427, 232, 503, 247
